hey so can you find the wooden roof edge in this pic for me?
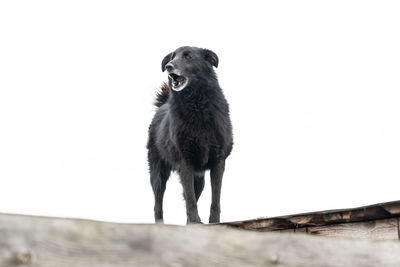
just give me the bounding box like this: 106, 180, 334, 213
218, 200, 400, 231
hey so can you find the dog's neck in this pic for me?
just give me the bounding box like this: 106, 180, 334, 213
169, 82, 224, 121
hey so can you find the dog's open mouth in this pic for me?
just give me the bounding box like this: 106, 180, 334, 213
168, 73, 188, 91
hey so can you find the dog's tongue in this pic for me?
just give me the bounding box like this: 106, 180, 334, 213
176, 76, 184, 82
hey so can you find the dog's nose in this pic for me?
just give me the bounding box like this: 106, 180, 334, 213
165, 63, 174, 72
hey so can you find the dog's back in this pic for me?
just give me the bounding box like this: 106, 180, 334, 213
147, 46, 233, 224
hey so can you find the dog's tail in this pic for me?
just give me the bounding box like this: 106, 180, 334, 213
154, 82, 170, 107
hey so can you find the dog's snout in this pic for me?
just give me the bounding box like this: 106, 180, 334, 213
165, 63, 174, 72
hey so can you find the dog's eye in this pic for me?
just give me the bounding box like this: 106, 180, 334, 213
185, 55, 191, 60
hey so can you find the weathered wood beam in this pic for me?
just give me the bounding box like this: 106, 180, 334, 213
1, 213, 400, 267
307, 218, 399, 240
221, 200, 400, 233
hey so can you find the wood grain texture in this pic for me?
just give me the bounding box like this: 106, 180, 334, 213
2, 213, 400, 267
307, 218, 399, 240
223, 200, 400, 232
279, 228, 294, 233
294, 227, 308, 233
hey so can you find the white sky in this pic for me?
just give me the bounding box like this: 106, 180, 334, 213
0, 1, 399, 225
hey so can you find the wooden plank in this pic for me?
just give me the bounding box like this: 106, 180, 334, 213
222, 200, 400, 231
277, 227, 308, 234
294, 227, 308, 233
2, 213, 400, 267
308, 218, 399, 240
383, 202, 400, 215
279, 228, 294, 233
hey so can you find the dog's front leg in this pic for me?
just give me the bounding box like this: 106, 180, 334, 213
179, 164, 202, 224
209, 160, 225, 223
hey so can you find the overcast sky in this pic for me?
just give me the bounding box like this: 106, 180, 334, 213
1, 1, 399, 225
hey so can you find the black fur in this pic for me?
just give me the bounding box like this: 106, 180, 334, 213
153, 82, 170, 108
147, 46, 233, 224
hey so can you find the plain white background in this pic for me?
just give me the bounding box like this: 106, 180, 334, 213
0, 1, 399, 225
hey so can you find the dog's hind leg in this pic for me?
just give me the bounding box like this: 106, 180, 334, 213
150, 158, 171, 223
194, 174, 205, 202
209, 160, 225, 223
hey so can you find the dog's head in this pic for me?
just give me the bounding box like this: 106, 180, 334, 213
161, 46, 219, 92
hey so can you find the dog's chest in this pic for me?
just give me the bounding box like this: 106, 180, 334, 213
166, 99, 231, 170
175, 124, 224, 170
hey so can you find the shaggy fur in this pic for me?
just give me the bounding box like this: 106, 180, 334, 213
147, 46, 233, 224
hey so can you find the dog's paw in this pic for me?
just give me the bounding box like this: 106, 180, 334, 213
187, 221, 203, 225
209, 216, 220, 224
186, 218, 203, 225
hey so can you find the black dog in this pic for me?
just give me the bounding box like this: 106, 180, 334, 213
147, 46, 233, 224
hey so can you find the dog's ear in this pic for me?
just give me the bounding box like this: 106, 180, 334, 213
202, 49, 219, 68
161, 52, 174, 72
